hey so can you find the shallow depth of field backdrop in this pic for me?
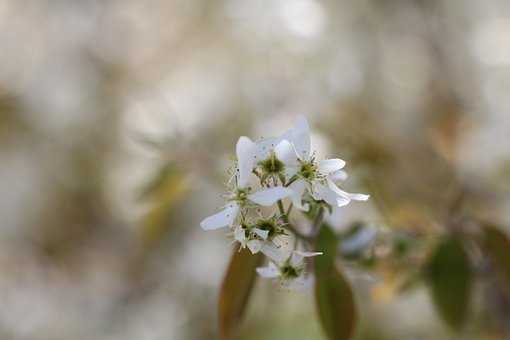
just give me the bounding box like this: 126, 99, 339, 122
1, 1, 510, 340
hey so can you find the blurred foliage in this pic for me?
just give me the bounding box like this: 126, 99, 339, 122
482, 225, 510, 300
139, 162, 191, 249
425, 237, 472, 330
219, 247, 263, 339
0, 0, 510, 339
315, 225, 357, 340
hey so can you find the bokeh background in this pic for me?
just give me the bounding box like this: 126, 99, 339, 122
1, 0, 510, 339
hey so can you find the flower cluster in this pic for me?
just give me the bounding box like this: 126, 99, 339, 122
201, 116, 369, 288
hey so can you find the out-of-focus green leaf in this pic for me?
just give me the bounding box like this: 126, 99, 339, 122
339, 222, 377, 258
425, 237, 472, 330
483, 225, 510, 298
140, 165, 190, 247
218, 246, 263, 339
138, 162, 179, 202
315, 224, 357, 340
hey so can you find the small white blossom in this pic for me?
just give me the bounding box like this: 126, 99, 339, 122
232, 217, 291, 262
233, 224, 268, 252
256, 250, 323, 290
200, 115, 369, 290
276, 116, 369, 209
200, 136, 293, 231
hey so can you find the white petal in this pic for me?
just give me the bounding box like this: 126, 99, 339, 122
312, 182, 349, 207
289, 250, 321, 267
281, 116, 311, 161
327, 178, 370, 202
256, 262, 281, 278
247, 186, 293, 206
294, 250, 323, 257
274, 139, 298, 166
318, 158, 346, 174
289, 180, 310, 211
234, 225, 246, 243
292, 116, 311, 160
261, 243, 286, 263
252, 228, 269, 240
329, 170, 348, 182
247, 240, 262, 253
236, 136, 256, 188
290, 253, 304, 267
348, 193, 370, 201
200, 203, 239, 230
254, 137, 279, 161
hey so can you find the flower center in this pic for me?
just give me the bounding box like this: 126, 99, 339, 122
255, 219, 282, 238
299, 161, 317, 180
280, 264, 301, 279
259, 152, 285, 175
233, 187, 251, 204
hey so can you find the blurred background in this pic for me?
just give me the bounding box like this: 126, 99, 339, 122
1, 0, 510, 339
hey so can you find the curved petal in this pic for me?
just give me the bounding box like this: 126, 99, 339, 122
327, 178, 370, 202
294, 250, 323, 257
236, 136, 256, 188
347, 193, 370, 201
200, 203, 239, 230
274, 139, 298, 167
318, 158, 346, 174
312, 182, 350, 207
289, 180, 309, 211
281, 116, 311, 161
247, 186, 293, 206
329, 170, 348, 182
256, 262, 280, 278
289, 250, 321, 266
291, 116, 311, 161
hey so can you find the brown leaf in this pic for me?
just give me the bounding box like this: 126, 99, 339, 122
218, 246, 263, 339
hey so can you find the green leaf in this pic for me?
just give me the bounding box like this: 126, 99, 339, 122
314, 224, 357, 340
425, 237, 472, 330
218, 246, 263, 339
483, 225, 510, 298
138, 162, 179, 202
139, 166, 190, 248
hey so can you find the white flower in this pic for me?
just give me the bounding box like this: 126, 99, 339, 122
233, 224, 268, 252
276, 116, 369, 209
231, 217, 291, 262
200, 136, 293, 230
256, 250, 323, 290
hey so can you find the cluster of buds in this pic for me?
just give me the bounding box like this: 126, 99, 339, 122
201, 116, 369, 289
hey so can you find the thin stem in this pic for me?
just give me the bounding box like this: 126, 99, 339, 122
310, 205, 325, 238
277, 200, 287, 221
286, 202, 294, 216
284, 175, 298, 187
